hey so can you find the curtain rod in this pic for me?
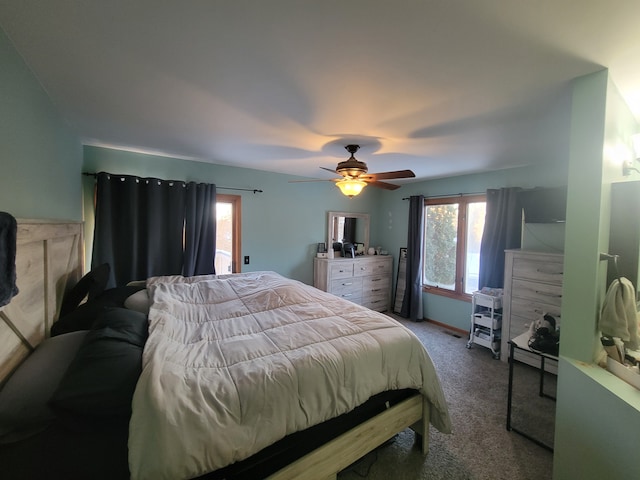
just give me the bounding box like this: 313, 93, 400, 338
82, 172, 263, 194
402, 192, 484, 200
402, 185, 568, 200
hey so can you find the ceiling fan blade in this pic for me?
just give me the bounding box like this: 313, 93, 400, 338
367, 180, 401, 190
288, 178, 336, 183
320, 166, 338, 174
362, 169, 416, 181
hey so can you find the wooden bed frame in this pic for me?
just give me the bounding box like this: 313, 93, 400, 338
268, 394, 429, 480
0, 219, 83, 384
0, 219, 430, 479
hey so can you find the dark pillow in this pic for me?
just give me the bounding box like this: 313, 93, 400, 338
59, 263, 110, 318
51, 285, 146, 336
124, 288, 150, 315
49, 308, 149, 418
0, 331, 88, 444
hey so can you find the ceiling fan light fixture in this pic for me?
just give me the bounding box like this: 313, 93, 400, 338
336, 178, 367, 198
336, 144, 368, 178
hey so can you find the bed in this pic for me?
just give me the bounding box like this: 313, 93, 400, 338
0, 220, 451, 480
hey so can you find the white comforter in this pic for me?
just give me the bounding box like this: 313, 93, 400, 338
128, 271, 451, 480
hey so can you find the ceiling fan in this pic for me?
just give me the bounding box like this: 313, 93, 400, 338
292, 145, 415, 197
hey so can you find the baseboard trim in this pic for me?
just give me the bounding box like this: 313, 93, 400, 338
423, 318, 468, 337
387, 313, 468, 337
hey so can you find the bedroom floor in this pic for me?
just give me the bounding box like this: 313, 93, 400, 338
337, 315, 555, 480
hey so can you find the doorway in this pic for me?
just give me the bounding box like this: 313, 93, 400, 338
215, 194, 241, 274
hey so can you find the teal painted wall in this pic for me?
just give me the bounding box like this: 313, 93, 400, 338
0, 28, 82, 220
377, 117, 572, 331
83, 146, 386, 285
553, 70, 640, 480
555, 359, 640, 480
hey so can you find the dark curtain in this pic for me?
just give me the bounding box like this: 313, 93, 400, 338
478, 188, 522, 289
92, 173, 186, 287
183, 182, 217, 276
401, 195, 425, 321
343, 217, 356, 243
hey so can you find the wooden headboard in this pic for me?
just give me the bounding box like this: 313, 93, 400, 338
0, 219, 83, 383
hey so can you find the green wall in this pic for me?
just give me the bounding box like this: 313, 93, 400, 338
83, 146, 384, 286
553, 70, 640, 480
0, 28, 82, 220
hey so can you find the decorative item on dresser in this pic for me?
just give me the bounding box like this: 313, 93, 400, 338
314, 256, 393, 312
501, 249, 563, 372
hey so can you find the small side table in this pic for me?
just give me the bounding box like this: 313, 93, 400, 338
506, 332, 558, 452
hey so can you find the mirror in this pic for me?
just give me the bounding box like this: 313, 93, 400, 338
327, 211, 370, 254
608, 181, 640, 297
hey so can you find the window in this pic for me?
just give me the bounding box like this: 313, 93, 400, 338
215, 194, 241, 274
423, 195, 486, 299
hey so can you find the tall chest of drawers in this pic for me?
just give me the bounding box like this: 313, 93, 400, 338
501, 249, 564, 370
313, 256, 393, 312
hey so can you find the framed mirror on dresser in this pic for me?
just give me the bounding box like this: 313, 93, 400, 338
327, 211, 370, 254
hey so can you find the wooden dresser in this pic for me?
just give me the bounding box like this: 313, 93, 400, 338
313, 256, 393, 312
501, 249, 564, 370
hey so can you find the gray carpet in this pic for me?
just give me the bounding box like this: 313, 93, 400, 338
337, 316, 555, 480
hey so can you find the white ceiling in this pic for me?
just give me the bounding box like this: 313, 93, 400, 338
1, 1, 640, 183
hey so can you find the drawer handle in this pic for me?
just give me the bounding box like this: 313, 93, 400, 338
535, 290, 561, 298
371, 278, 381, 282
536, 268, 563, 275
342, 293, 353, 297
342, 282, 353, 286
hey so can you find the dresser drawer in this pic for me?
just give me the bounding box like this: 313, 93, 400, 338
511, 279, 562, 307
354, 259, 391, 277
361, 293, 388, 311
330, 276, 363, 295
362, 275, 390, 293
512, 257, 563, 284
335, 291, 362, 303
510, 296, 562, 322
329, 262, 354, 279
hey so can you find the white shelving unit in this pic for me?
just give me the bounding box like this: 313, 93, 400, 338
467, 290, 503, 359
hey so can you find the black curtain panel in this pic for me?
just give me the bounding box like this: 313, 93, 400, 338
343, 217, 356, 243
401, 195, 425, 321
0, 211, 18, 307
92, 173, 186, 287
478, 187, 522, 289
184, 182, 217, 276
